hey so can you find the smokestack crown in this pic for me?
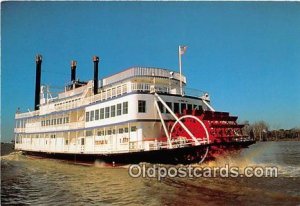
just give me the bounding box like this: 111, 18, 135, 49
71, 60, 77, 67
36, 54, 42, 63
93, 56, 99, 62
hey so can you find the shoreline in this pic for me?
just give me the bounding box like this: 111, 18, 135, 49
1, 143, 15, 156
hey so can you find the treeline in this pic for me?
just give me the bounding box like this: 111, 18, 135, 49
241, 120, 300, 141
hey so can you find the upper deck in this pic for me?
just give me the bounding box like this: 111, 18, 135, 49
102, 67, 186, 86
15, 67, 206, 119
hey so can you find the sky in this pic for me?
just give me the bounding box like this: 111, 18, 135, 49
2, 2, 300, 142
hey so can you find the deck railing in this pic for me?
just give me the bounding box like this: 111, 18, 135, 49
15, 110, 39, 119
103, 67, 186, 86
15, 82, 208, 119
14, 137, 210, 154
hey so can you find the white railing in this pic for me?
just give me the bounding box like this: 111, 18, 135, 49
15, 83, 207, 119
15, 110, 39, 119
131, 83, 170, 94
14, 128, 25, 133
184, 88, 208, 98
15, 137, 210, 155
103, 67, 186, 86
22, 122, 85, 133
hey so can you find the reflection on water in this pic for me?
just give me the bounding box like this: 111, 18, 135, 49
1, 142, 300, 205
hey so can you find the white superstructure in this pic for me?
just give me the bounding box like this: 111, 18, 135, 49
15, 64, 211, 154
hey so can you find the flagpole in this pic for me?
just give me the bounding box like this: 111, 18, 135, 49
178, 45, 183, 96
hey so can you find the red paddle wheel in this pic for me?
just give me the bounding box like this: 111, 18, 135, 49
167, 109, 248, 160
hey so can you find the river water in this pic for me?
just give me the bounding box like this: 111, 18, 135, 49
1, 142, 300, 205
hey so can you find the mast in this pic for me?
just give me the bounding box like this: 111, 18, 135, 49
178, 45, 187, 96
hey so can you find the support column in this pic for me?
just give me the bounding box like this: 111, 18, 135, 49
154, 101, 172, 148
154, 93, 200, 145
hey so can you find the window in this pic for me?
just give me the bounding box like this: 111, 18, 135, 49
90, 110, 95, 121
51, 119, 54, 125
97, 130, 103, 136
86, 112, 90, 122
112, 129, 116, 134
123, 102, 128, 114
65, 139, 69, 145
95, 109, 99, 120
107, 89, 111, 99
107, 130, 112, 135
122, 84, 127, 94
53, 119, 57, 125
138, 100, 146, 113
81, 138, 85, 145
181, 103, 186, 113
124, 127, 129, 133
112, 88, 116, 97
98, 130, 104, 136
100, 108, 104, 119
111, 105, 116, 117
131, 126, 137, 132
122, 137, 129, 143
117, 86, 121, 96
174, 103, 179, 113
85, 130, 93, 136
117, 103, 122, 116
166, 102, 172, 114
105, 107, 110, 118
157, 101, 164, 113
119, 128, 124, 134
198, 105, 203, 112
188, 104, 193, 111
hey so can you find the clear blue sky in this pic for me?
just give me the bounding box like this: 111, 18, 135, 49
2, 2, 300, 142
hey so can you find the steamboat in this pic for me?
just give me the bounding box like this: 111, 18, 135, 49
14, 48, 255, 164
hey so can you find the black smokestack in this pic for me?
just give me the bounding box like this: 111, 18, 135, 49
93, 56, 99, 95
34, 54, 42, 110
71, 60, 77, 82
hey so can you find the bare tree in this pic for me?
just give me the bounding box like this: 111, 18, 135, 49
251, 121, 269, 141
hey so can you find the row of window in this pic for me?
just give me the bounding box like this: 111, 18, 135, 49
86, 101, 129, 122
157, 102, 203, 114
94, 136, 129, 145
41, 117, 70, 126
86, 100, 202, 122
86, 126, 137, 137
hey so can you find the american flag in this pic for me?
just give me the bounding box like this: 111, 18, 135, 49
180, 46, 187, 55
